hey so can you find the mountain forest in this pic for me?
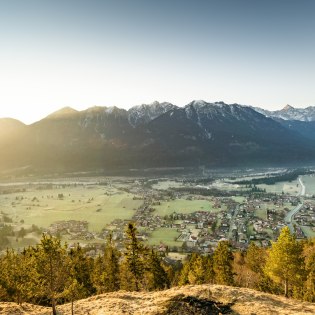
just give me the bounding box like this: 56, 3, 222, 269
0, 224, 314, 315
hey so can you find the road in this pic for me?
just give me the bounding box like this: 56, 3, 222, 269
285, 177, 305, 233
298, 177, 305, 196
285, 203, 303, 233
227, 205, 239, 240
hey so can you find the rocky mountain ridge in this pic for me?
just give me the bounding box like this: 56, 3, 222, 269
1, 101, 315, 174
254, 104, 315, 121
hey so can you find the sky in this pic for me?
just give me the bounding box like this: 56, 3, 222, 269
0, 0, 315, 124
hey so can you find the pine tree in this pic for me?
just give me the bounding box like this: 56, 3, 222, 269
65, 244, 94, 314
121, 223, 146, 291
31, 234, 69, 315
0, 249, 33, 304
68, 244, 95, 296
213, 241, 234, 286
304, 253, 315, 302
63, 279, 86, 315
187, 254, 205, 285
234, 248, 267, 290
145, 249, 169, 290
264, 226, 305, 297
177, 254, 198, 285
303, 239, 315, 302
202, 255, 215, 284
245, 242, 265, 274
177, 253, 214, 286
92, 234, 120, 293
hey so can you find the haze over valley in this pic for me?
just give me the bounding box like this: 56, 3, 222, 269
1, 1, 315, 313
2, 101, 315, 176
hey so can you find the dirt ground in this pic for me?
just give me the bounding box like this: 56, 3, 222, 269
1, 284, 315, 315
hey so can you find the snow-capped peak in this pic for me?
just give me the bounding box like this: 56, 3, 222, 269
282, 104, 294, 111
128, 101, 177, 127
253, 104, 315, 121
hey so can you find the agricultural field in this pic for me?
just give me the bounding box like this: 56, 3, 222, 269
301, 226, 315, 238
7, 232, 40, 249
301, 174, 315, 196
254, 207, 267, 220
153, 199, 223, 216
254, 202, 294, 220
0, 184, 141, 232
146, 228, 181, 247
231, 196, 246, 203
257, 180, 299, 194
151, 180, 184, 190
211, 180, 246, 191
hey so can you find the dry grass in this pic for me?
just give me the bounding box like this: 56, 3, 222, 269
1, 285, 315, 315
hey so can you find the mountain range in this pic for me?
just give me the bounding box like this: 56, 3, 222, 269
1, 101, 315, 174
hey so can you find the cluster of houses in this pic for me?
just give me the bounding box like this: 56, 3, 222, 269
294, 202, 315, 228
43, 182, 314, 258
45, 220, 94, 240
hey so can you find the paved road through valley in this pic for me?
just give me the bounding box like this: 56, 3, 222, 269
285, 177, 305, 233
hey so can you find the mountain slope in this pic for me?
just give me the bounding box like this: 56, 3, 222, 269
128, 101, 177, 127
1, 285, 315, 314
143, 101, 314, 166
253, 104, 315, 142
1, 101, 315, 173
254, 104, 315, 121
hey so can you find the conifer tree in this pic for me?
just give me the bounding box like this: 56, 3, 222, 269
121, 223, 146, 291
0, 249, 33, 304
213, 241, 234, 286
303, 240, 315, 302
68, 244, 95, 296
65, 244, 94, 314
31, 234, 68, 315
245, 242, 266, 274
177, 253, 198, 285
92, 234, 120, 293
145, 249, 169, 290
187, 254, 205, 285
233, 250, 249, 287
202, 255, 215, 284
264, 226, 304, 297
63, 279, 86, 315
177, 253, 214, 286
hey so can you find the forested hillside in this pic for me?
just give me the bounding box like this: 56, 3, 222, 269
0, 225, 314, 315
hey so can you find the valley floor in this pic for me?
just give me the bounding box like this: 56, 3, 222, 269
1, 284, 315, 315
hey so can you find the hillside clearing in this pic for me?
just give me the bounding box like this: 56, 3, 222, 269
1, 284, 315, 315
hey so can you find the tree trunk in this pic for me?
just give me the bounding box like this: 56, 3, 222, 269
284, 278, 289, 297
71, 300, 74, 315
52, 298, 57, 315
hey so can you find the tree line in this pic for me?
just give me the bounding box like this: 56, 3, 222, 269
234, 169, 313, 186
0, 224, 314, 314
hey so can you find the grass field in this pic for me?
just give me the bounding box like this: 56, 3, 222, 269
146, 228, 181, 247
153, 199, 222, 216
152, 180, 184, 190
301, 226, 315, 238
254, 207, 267, 220
211, 180, 247, 191
0, 185, 141, 232
231, 196, 246, 203
257, 181, 299, 195
301, 175, 315, 196
7, 233, 40, 249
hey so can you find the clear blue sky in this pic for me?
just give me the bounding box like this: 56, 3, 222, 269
0, 0, 314, 123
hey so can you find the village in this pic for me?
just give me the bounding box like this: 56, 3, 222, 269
42, 178, 315, 259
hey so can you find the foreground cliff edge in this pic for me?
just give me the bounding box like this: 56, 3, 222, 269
1, 284, 315, 315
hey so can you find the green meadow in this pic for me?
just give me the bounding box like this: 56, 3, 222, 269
146, 228, 181, 247
0, 185, 141, 232
153, 199, 223, 216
